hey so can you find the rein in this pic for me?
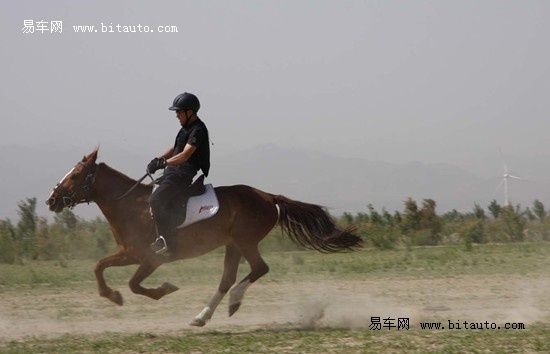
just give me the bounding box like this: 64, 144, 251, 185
50, 159, 156, 208
114, 172, 155, 201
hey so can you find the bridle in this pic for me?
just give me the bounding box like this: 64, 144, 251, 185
49, 161, 98, 209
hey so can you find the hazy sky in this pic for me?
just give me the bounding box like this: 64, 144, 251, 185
2, 1, 550, 167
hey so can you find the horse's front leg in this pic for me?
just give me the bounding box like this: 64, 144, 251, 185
94, 251, 137, 305
128, 261, 179, 300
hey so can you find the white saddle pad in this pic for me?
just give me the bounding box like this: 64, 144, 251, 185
176, 184, 219, 228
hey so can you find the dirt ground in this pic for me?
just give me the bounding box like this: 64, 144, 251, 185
1, 274, 549, 340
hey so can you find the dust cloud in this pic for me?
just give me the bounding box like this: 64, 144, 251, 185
291, 277, 549, 331
293, 283, 419, 330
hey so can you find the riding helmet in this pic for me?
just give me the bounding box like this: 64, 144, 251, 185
169, 92, 200, 113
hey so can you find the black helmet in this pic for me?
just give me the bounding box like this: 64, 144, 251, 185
169, 92, 200, 113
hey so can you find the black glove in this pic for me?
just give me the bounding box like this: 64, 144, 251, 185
147, 157, 166, 174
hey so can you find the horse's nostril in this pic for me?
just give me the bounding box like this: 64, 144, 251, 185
46, 198, 56, 206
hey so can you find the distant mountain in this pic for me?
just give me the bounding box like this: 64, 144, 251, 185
1, 143, 550, 222
211, 144, 484, 213
207, 144, 550, 215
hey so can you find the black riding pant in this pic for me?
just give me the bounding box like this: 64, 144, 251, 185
149, 173, 193, 247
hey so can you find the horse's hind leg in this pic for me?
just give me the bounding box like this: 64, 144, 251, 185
228, 244, 269, 317
128, 261, 179, 300
94, 251, 137, 305
191, 244, 242, 327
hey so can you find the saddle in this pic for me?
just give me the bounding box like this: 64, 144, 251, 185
177, 175, 219, 228
152, 174, 219, 229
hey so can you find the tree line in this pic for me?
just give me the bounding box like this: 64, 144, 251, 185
0, 197, 115, 264
339, 198, 550, 250
1, 196, 549, 264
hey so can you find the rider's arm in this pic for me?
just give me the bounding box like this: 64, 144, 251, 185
159, 146, 175, 160
165, 143, 197, 166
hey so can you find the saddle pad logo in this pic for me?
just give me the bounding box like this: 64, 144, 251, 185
199, 205, 215, 214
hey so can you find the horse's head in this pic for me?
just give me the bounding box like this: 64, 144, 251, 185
47, 148, 99, 213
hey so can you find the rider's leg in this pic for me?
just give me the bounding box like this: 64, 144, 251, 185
149, 181, 186, 254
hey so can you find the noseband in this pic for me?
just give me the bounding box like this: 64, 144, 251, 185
51, 162, 98, 209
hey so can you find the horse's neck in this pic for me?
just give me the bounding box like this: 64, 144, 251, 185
93, 163, 150, 222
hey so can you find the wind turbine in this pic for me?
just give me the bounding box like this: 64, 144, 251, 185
495, 149, 524, 207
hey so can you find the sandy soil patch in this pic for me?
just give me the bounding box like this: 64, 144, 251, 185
1, 274, 548, 340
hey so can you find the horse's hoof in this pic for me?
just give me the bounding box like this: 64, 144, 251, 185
162, 282, 179, 294
110, 291, 124, 306
189, 318, 206, 327
228, 302, 241, 317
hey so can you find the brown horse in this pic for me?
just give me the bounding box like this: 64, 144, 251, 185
46, 148, 362, 326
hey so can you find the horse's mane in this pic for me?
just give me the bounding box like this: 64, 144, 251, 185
98, 162, 153, 191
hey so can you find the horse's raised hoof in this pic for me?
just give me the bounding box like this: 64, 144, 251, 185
228, 302, 241, 317
109, 290, 124, 306
189, 318, 207, 327
162, 282, 179, 295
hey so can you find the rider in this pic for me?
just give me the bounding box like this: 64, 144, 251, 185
147, 92, 210, 256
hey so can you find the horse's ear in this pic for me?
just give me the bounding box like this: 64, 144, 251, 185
83, 147, 99, 164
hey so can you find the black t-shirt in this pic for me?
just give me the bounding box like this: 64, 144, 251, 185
166, 118, 210, 178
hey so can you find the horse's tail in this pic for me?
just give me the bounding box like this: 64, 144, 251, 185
271, 194, 363, 253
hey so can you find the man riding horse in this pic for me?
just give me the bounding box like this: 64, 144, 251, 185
46, 92, 361, 326
147, 92, 210, 256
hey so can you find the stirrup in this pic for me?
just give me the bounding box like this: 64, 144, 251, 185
151, 236, 169, 255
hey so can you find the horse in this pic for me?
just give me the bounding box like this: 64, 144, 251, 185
46, 147, 362, 327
